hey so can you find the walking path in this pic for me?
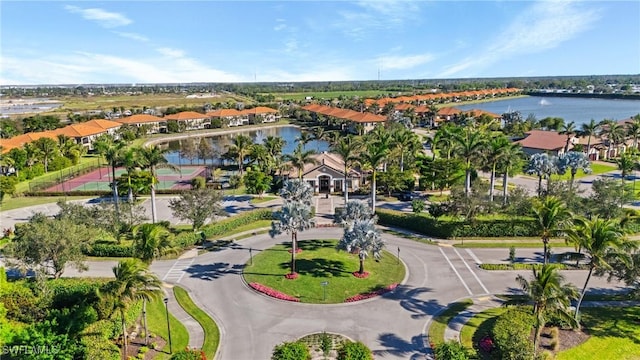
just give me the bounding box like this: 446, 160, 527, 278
162, 283, 205, 350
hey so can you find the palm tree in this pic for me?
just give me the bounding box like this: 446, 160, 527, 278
279, 179, 314, 206
565, 216, 628, 322
627, 115, 640, 150
557, 151, 592, 191
360, 141, 389, 211
452, 127, 487, 196
616, 152, 635, 184
132, 223, 175, 264
497, 143, 524, 205
484, 135, 510, 202
94, 137, 124, 217
120, 147, 143, 203
226, 134, 253, 176
33, 137, 59, 173
391, 127, 421, 172
269, 201, 316, 276
100, 259, 161, 355
311, 126, 327, 151
333, 200, 373, 227
336, 218, 385, 275
579, 119, 600, 157
532, 196, 572, 264
285, 143, 317, 179
296, 130, 313, 150
139, 145, 178, 224
331, 135, 361, 203
516, 264, 578, 351
559, 121, 576, 153
525, 153, 559, 196
600, 120, 626, 159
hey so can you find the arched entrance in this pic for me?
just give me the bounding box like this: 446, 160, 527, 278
318, 175, 331, 193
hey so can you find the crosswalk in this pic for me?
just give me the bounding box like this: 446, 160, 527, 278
162, 258, 195, 283
439, 245, 489, 296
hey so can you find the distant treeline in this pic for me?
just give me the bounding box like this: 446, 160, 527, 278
526, 91, 640, 100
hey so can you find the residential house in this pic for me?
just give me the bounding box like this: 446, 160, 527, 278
164, 111, 211, 130
53, 119, 122, 150
116, 114, 166, 134
515, 130, 576, 156
206, 108, 246, 127
284, 152, 361, 194
240, 106, 280, 124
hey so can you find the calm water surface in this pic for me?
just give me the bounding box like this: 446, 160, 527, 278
457, 96, 639, 125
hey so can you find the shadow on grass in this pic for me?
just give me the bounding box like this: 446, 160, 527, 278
581, 306, 640, 345
277, 258, 350, 278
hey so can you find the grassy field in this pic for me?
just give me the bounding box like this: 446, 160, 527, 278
267, 90, 392, 101
146, 295, 189, 360
557, 307, 640, 360
173, 286, 220, 360
550, 162, 617, 181
243, 239, 405, 303
427, 299, 473, 345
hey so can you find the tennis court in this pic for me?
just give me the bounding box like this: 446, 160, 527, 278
44, 166, 206, 192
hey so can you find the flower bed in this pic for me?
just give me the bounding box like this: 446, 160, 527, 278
249, 282, 300, 302
352, 271, 370, 278
284, 272, 299, 279
344, 283, 398, 303
479, 335, 494, 353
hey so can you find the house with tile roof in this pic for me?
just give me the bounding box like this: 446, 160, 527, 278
116, 114, 166, 134
239, 106, 280, 124
284, 152, 361, 194
53, 119, 122, 150
515, 130, 576, 156
206, 108, 247, 127
164, 111, 211, 130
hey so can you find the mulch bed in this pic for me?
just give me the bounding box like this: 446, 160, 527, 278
537, 326, 590, 353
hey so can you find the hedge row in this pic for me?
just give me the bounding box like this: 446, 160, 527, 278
492, 308, 535, 359
375, 209, 538, 239
480, 263, 567, 271
201, 208, 274, 238
85, 243, 135, 257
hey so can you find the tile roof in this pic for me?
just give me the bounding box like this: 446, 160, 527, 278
284, 152, 359, 178
462, 109, 501, 118
515, 130, 569, 151
117, 114, 165, 124
83, 119, 122, 129
206, 108, 243, 117
164, 111, 208, 120
437, 107, 461, 116
239, 106, 278, 115
344, 112, 386, 123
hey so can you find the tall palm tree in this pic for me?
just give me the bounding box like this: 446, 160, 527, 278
285, 143, 317, 179
452, 127, 487, 196
559, 121, 576, 153
120, 147, 143, 203
33, 137, 59, 173
360, 141, 389, 211
337, 218, 385, 275
516, 264, 578, 351
557, 151, 592, 191
269, 201, 315, 275
497, 143, 524, 205
94, 137, 124, 217
532, 196, 572, 265
226, 134, 253, 176
600, 120, 626, 159
616, 152, 635, 184
100, 259, 161, 355
333, 200, 373, 227
484, 135, 510, 202
391, 127, 421, 172
295, 130, 313, 150
565, 217, 628, 321
627, 115, 640, 150
331, 135, 361, 203
139, 145, 178, 224
310, 126, 327, 151
579, 119, 600, 157
132, 223, 175, 264
23, 142, 42, 170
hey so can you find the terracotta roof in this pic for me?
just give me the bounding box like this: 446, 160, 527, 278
462, 109, 501, 118
394, 103, 415, 111
343, 112, 386, 123
437, 107, 461, 116
54, 124, 108, 137
413, 106, 431, 113
83, 119, 122, 129
301, 103, 326, 112
164, 111, 208, 120
0, 131, 59, 153
515, 130, 569, 151
239, 106, 278, 115
117, 114, 164, 124
284, 152, 360, 178
206, 108, 243, 117
576, 135, 604, 146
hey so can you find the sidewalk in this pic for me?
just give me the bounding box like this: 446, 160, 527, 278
162, 284, 205, 350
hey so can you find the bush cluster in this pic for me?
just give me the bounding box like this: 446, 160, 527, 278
200, 208, 273, 238
480, 263, 568, 271
337, 341, 373, 360
271, 341, 311, 360
85, 243, 134, 257
492, 308, 534, 360
376, 209, 537, 238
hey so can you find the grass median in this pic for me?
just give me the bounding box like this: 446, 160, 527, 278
146, 295, 189, 359
173, 286, 220, 360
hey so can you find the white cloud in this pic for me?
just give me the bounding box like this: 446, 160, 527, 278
156, 47, 185, 58
378, 53, 435, 70
113, 31, 149, 42
439, 0, 599, 78
64, 5, 132, 28
335, 0, 422, 39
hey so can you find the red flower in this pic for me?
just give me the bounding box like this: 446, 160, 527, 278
344, 283, 398, 302
352, 271, 370, 278
249, 282, 300, 302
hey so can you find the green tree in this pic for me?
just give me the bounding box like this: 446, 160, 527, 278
139, 145, 178, 223
558, 151, 592, 191
497, 143, 524, 205
331, 135, 361, 203
337, 341, 373, 360
360, 140, 389, 211
269, 201, 315, 276
244, 170, 272, 198
168, 188, 226, 231
516, 264, 578, 351
559, 121, 576, 153
336, 218, 385, 275
94, 136, 124, 217
33, 137, 59, 173
532, 196, 572, 265
526, 153, 559, 196
132, 223, 175, 264
616, 152, 635, 184
284, 143, 318, 179
484, 135, 510, 202
271, 341, 311, 360
0, 175, 17, 201
100, 259, 161, 357
579, 119, 599, 156
434, 341, 469, 360
452, 127, 487, 196
588, 178, 633, 219
565, 217, 629, 322
8, 216, 93, 278
226, 134, 253, 176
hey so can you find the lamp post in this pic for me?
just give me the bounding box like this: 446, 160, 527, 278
320, 281, 328, 302
163, 297, 172, 354
249, 247, 253, 265
397, 247, 400, 265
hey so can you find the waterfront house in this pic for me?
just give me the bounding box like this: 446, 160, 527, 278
515, 129, 575, 156
164, 111, 211, 130
206, 108, 246, 127
284, 151, 361, 194
116, 114, 166, 134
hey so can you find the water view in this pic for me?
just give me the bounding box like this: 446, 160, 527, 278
163, 126, 330, 165
457, 96, 639, 125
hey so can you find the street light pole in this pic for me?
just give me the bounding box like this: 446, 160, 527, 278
397, 247, 400, 265
163, 298, 172, 354
249, 247, 253, 265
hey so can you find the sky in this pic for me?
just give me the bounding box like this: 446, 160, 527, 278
1, 0, 639, 85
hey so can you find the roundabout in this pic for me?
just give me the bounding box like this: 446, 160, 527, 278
242, 239, 406, 304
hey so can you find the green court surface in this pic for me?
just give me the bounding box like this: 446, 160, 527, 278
110, 166, 201, 177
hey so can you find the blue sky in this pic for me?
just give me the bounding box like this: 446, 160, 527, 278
1, 1, 639, 85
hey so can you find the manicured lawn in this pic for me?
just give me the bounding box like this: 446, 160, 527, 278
427, 299, 473, 345
1, 195, 96, 211
557, 307, 640, 360
146, 295, 189, 360
173, 286, 220, 360
243, 239, 405, 303
551, 162, 616, 181
460, 307, 506, 358
249, 195, 278, 204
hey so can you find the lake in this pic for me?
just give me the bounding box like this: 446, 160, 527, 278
457, 96, 639, 125
163, 126, 330, 165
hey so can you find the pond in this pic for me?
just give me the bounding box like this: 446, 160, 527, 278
163, 125, 330, 165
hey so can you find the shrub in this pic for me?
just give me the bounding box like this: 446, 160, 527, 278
492, 308, 534, 360
191, 176, 206, 189
434, 340, 470, 360
320, 332, 332, 355
201, 208, 273, 238
85, 243, 134, 257
169, 347, 207, 360
337, 341, 373, 360
272, 341, 311, 360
